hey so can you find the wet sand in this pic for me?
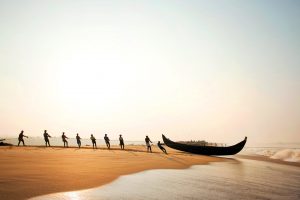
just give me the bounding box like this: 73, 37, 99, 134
0, 145, 223, 200
31, 159, 300, 200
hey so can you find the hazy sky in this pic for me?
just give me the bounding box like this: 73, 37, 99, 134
0, 0, 299, 144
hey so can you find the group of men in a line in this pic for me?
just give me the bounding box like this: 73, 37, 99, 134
17, 130, 167, 154
18, 130, 124, 149
46, 130, 124, 149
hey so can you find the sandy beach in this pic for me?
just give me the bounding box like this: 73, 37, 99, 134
0, 145, 223, 200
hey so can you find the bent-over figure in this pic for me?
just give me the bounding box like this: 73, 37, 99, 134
157, 141, 167, 154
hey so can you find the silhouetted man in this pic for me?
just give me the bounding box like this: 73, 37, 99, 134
90, 134, 97, 149
76, 133, 81, 148
157, 141, 167, 154
145, 135, 152, 152
104, 134, 110, 149
62, 132, 69, 147
119, 134, 124, 150
18, 130, 28, 146
43, 130, 51, 147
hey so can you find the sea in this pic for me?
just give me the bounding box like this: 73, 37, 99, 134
30, 159, 300, 200
5, 137, 300, 200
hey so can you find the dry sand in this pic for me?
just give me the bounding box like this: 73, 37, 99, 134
0, 145, 223, 200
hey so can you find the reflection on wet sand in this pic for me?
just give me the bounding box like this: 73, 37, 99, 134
31, 159, 300, 200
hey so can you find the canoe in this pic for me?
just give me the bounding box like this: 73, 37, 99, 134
162, 134, 247, 156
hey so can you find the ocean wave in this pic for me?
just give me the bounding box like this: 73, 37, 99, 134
244, 148, 300, 163
270, 149, 300, 163
255, 149, 277, 157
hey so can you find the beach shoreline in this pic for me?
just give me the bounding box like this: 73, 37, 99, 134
236, 154, 300, 167
0, 145, 223, 200
31, 157, 300, 200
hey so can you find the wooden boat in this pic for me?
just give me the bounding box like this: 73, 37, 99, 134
162, 134, 247, 156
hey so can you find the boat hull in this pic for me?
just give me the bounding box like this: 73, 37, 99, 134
162, 135, 247, 156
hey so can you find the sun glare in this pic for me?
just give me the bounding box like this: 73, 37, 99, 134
56, 54, 135, 113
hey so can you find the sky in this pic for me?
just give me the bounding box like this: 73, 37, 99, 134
0, 0, 299, 144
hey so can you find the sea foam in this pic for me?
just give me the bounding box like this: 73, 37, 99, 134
270, 149, 300, 162
244, 147, 300, 163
